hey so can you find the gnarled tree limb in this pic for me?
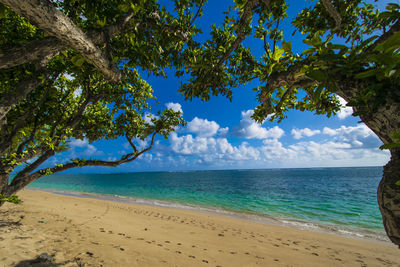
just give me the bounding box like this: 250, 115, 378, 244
0, 0, 122, 82
6, 131, 158, 196
0, 37, 64, 69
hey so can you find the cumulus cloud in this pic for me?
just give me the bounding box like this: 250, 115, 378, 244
261, 139, 297, 160
187, 117, 220, 137
218, 127, 229, 136
322, 124, 380, 148
337, 96, 353, 119
169, 133, 260, 162
291, 128, 321, 139
69, 138, 103, 157
165, 102, 183, 113
124, 121, 389, 170
234, 110, 284, 139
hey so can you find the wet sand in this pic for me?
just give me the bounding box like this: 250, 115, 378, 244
0, 190, 399, 266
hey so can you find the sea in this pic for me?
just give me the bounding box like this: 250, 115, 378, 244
28, 166, 388, 243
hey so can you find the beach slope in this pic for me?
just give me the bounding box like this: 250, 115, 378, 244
1, 190, 399, 266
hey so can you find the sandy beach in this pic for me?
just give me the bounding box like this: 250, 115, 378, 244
0, 190, 399, 266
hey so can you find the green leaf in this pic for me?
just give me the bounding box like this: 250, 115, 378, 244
354, 69, 376, 79
306, 70, 327, 81
395, 180, 400, 186
313, 86, 323, 100
0, 3, 7, 19
118, 4, 130, 13
272, 48, 285, 61
282, 41, 291, 53
96, 18, 107, 27
375, 31, 400, 52
71, 55, 85, 67
379, 143, 400, 150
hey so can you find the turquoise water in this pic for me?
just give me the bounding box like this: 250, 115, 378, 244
29, 167, 386, 240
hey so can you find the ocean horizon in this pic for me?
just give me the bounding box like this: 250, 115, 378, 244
28, 166, 388, 242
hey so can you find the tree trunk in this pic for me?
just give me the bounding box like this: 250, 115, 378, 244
359, 97, 400, 247
0, 174, 8, 195
0, 173, 9, 207
378, 149, 400, 247
337, 83, 400, 247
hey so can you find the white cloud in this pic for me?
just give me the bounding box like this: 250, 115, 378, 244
169, 133, 260, 162
291, 128, 321, 139
234, 110, 284, 139
70, 138, 88, 148
165, 102, 183, 113
218, 127, 229, 136
322, 124, 380, 149
144, 113, 159, 125
187, 117, 220, 137
69, 138, 103, 157
337, 96, 353, 119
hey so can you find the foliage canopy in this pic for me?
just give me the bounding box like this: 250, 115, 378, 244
0, 0, 206, 195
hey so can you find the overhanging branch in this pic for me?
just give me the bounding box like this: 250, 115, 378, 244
6, 131, 159, 196
0, 0, 122, 83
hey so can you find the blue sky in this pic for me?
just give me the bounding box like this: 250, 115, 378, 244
51, 0, 391, 173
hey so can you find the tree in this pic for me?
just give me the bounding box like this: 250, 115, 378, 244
0, 0, 205, 201
178, 1, 400, 246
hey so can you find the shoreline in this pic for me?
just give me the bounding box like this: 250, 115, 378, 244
28, 187, 389, 245
2, 189, 399, 266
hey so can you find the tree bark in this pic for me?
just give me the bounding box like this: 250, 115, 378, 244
0, 173, 8, 195
338, 84, 400, 247
0, 0, 122, 83
378, 149, 400, 247
0, 37, 64, 69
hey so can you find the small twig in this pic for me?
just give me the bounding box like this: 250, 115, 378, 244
125, 134, 138, 153
189, 0, 204, 26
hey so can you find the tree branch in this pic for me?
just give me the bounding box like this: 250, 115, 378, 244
0, 37, 64, 69
366, 19, 400, 52
0, 0, 122, 83
189, 0, 204, 26
126, 135, 138, 153
6, 131, 159, 196
216, 0, 258, 66
0, 7, 189, 70
320, 0, 342, 30
275, 86, 294, 112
